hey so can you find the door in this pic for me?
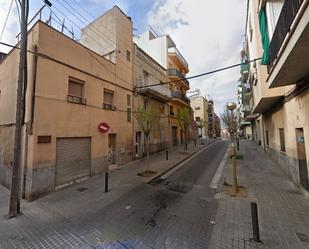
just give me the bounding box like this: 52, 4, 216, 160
108, 134, 116, 164
135, 132, 142, 157
172, 127, 178, 146
296, 128, 309, 188
56, 137, 91, 187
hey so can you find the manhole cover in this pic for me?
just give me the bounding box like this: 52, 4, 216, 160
296, 232, 309, 243
77, 187, 88, 192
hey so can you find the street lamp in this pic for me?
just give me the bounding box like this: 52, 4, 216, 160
226, 102, 238, 194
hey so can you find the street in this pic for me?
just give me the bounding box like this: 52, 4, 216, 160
0, 140, 228, 249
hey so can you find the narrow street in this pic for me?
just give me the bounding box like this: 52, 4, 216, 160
0, 140, 228, 249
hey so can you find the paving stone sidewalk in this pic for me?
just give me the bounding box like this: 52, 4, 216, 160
0, 139, 214, 249
209, 140, 309, 249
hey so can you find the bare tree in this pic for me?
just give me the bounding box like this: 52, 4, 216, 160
177, 107, 191, 153
221, 107, 237, 141
135, 107, 158, 173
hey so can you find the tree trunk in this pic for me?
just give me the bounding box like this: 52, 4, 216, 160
146, 135, 150, 172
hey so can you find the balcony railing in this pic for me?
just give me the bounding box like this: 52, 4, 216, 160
167, 68, 190, 87
269, 0, 303, 67
171, 90, 190, 105
168, 46, 189, 69
103, 103, 116, 111
67, 95, 86, 105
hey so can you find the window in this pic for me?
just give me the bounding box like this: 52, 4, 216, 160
143, 71, 149, 86
195, 117, 201, 122
127, 95, 131, 107
67, 77, 86, 104
170, 106, 174, 116
160, 104, 165, 114
126, 50, 131, 61
266, 131, 269, 146
127, 108, 131, 122
279, 128, 286, 152
194, 106, 200, 110
103, 89, 115, 110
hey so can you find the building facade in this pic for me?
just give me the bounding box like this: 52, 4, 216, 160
241, 0, 309, 190
190, 96, 209, 138
0, 6, 134, 199
133, 44, 171, 157
134, 31, 191, 146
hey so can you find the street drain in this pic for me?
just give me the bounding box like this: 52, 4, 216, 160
77, 187, 88, 192
149, 178, 165, 186
296, 232, 309, 243
166, 184, 189, 193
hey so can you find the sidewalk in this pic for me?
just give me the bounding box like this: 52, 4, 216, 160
0, 139, 214, 249
209, 140, 309, 249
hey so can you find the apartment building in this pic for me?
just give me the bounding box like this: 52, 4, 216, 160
133, 44, 170, 157
0, 6, 134, 199
190, 96, 209, 138
134, 31, 191, 146
242, 0, 309, 190
207, 100, 217, 138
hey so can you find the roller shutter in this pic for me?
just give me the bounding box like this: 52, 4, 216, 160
55, 137, 91, 187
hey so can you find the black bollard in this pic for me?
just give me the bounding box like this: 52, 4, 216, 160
166, 150, 168, 160
185, 142, 188, 151
250, 202, 261, 242
105, 172, 109, 193
194, 139, 197, 147
237, 138, 240, 151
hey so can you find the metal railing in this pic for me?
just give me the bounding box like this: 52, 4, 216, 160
167, 68, 190, 87
269, 0, 303, 67
103, 103, 116, 111
171, 90, 190, 105
67, 95, 86, 105
168, 46, 189, 69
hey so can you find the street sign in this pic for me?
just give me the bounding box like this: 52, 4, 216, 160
98, 122, 110, 133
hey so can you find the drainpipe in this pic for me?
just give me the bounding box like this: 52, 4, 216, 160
22, 45, 38, 199
262, 115, 266, 153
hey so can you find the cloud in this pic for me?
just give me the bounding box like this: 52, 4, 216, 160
0, 0, 19, 53
147, 0, 246, 114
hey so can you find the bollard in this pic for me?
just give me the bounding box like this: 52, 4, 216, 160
194, 139, 197, 147
237, 138, 240, 151
185, 142, 188, 151
166, 150, 168, 160
105, 172, 109, 193
250, 202, 261, 242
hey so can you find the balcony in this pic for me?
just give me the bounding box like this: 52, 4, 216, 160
267, 0, 309, 88
67, 95, 86, 105
240, 63, 250, 81
103, 103, 116, 111
167, 68, 190, 89
168, 47, 189, 73
136, 83, 171, 102
171, 90, 190, 106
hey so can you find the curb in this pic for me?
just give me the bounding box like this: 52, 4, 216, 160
147, 140, 217, 184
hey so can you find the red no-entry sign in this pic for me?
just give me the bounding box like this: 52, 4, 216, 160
98, 122, 110, 133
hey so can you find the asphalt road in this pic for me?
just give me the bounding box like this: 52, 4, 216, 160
73, 139, 229, 249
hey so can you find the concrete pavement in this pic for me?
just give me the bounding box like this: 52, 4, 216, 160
209, 140, 309, 249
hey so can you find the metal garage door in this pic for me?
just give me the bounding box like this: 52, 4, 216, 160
56, 137, 91, 187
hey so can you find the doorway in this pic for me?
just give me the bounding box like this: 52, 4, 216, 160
135, 132, 142, 157
172, 127, 178, 146
108, 134, 116, 164
296, 128, 309, 189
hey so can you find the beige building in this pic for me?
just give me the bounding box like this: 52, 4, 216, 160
190, 96, 208, 138
134, 31, 191, 146
242, 0, 309, 190
133, 44, 170, 157
0, 6, 134, 199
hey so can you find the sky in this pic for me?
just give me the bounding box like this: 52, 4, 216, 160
0, 0, 247, 115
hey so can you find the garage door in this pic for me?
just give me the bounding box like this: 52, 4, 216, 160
56, 137, 91, 187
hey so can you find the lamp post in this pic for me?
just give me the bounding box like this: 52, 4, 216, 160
227, 102, 238, 194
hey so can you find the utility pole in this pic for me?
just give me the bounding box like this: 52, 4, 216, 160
9, 0, 28, 218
